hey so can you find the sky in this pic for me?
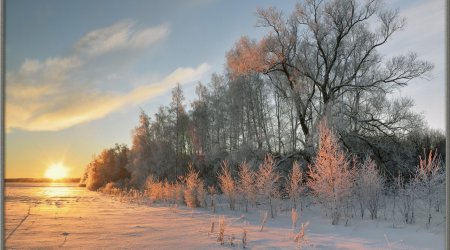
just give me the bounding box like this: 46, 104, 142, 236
5, 0, 445, 178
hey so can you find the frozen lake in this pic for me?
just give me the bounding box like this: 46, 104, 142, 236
4, 183, 445, 249
5, 182, 221, 249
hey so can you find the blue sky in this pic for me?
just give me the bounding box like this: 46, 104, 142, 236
5, 0, 445, 178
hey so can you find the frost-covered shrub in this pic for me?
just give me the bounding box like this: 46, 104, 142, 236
197, 179, 207, 208
256, 154, 280, 218
414, 150, 445, 227
145, 176, 164, 201
286, 161, 305, 210
307, 121, 355, 225
208, 185, 217, 213
162, 180, 173, 203
397, 174, 417, 224
354, 157, 384, 220
218, 160, 237, 210
237, 161, 256, 212
173, 182, 185, 205
184, 163, 203, 208
100, 182, 123, 195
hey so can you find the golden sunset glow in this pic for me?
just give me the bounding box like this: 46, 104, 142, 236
44, 163, 68, 180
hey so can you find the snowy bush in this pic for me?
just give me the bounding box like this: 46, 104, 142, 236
354, 157, 384, 220
218, 160, 237, 210
286, 161, 305, 210
237, 161, 256, 212
307, 121, 355, 225
162, 180, 173, 203
396, 174, 417, 224
197, 180, 207, 208
207, 185, 217, 213
176, 182, 186, 204
184, 163, 203, 208
256, 154, 281, 218
414, 150, 445, 227
145, 176, 164, 201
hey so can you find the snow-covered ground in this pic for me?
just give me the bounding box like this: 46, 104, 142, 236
5, 183, 445, 249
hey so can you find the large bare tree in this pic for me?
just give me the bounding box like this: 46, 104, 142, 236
227, 0, 432, 156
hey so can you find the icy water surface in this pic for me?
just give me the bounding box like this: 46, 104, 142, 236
4, 183, 219, 249
4, 182, 102, 249
5, 182, 86, 205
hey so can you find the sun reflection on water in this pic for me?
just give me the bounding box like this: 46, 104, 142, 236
41, 185, 73, 198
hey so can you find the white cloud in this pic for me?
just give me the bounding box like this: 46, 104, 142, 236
6, 20, 211, 132
6, 63, 210, 132
75, 20, 169, 57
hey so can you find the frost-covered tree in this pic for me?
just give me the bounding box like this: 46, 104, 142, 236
237, 161, 256, 212
127, 110, 153, 188
354, 156, 384, 219
191, 83, 211, 156
256, 154, 281, 218
83, 144, 130, 191
227, 0, 433, 159
396, 174, 417, 224
85, 157, 104, 191
415, 150, 445, 227
169, 83, 189, 180
286, 161, 305, 210
307, 121, 355, 225
218, 160, 237, 210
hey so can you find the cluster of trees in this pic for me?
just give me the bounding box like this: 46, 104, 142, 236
80, 0, 445, 222
80, 144, 129, 191
83, 120, 444, 227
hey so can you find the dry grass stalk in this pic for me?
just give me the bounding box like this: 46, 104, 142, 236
260, 211, 268, 232
217, 216, 225, 245
242, 228, 247, 248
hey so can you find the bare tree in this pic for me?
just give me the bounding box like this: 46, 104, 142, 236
227, 0, 433, 156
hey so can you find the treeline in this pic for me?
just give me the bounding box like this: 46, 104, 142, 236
80, 0, 445, 190
83, 121, 445, 228
5, 178, 81, 183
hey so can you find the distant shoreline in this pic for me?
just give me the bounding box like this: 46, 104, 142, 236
4, 178, 81, 183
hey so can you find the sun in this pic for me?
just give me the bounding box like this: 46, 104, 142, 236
45, 163, 68, 180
